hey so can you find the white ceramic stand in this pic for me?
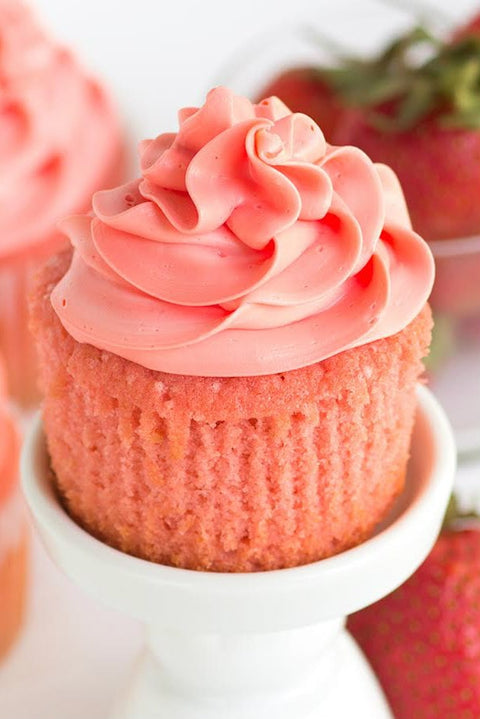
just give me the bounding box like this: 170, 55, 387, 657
21, 386, 455, 719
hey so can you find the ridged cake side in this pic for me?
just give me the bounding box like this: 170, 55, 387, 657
30, 252, 433, 572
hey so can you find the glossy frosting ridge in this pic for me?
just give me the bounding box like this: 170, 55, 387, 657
52, 87, 434, 376
0, 0, 121, 259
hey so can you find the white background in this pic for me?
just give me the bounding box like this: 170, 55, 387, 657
1, 1, 479, 717
31, 0, 480, 142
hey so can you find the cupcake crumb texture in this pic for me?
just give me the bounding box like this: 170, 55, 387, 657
30, 251, 432, 572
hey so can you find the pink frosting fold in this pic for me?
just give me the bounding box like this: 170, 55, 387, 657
52, 87, 434, 377
0, 0, 121, 260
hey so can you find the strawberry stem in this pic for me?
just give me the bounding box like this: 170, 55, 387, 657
320, 28, 480, 131
302, 26, 352, 59
443, 494, 480, 531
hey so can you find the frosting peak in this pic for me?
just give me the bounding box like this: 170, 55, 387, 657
136, 88, 331, 249
52, 87, 434, 377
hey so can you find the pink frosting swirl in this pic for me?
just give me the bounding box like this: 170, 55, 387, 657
0, 0, 121, 260
52, 87, 434, 377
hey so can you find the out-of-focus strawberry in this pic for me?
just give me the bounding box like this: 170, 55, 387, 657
259, 21, 480, 315
348, 526, 480, 719
259, 22, 480, 243
331, 28, 480, 243
256, 67, 345, 141
452, 12, 480, 42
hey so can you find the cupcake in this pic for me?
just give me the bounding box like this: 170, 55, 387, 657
30, 87, 434, 572
0, 0, 124, 406
0, 357, 27, 660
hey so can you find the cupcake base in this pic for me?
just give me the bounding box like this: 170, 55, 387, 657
21, 390, 455, 719
30, 252, 432, 572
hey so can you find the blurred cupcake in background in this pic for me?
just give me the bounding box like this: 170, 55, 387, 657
0, 0, 125, 407
0, 355, 27, 661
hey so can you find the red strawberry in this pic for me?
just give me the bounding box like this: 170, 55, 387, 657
256, 67, 345, 142
452, 12, 480, 42
331, 28, 480, 244
329, 27, 480, 315
348, 528, 480, 719
329, 116, 477, 335
334, 111, 480, 243
256, 23, 480, 316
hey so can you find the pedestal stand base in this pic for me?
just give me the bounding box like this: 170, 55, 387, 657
112, 631, 392, 719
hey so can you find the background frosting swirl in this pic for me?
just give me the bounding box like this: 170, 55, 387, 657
0, 0, 121, 260
0, 353, 18, 505
52, 86, 434, 377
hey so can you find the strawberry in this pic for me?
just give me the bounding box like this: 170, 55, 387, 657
259, 23, 480, 314
348, 526, 480, 719
330, 28, 480, 243
452, 12, 480, 42
256, 67, 345, 142
328, 26, 480, 315
334, 111, 480, 243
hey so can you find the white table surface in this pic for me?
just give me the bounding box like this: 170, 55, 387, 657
31, 0, 478, 141
0, 535, 142, 719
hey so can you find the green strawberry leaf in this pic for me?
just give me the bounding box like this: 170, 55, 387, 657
319, 27, 480, 131
443, 494, 480, 530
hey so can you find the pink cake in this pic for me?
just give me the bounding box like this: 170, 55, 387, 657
0, 358, 27, 660
31, 87, 434, 572
0, 0, 125, 406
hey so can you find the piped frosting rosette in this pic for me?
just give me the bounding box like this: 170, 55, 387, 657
52, 87, 434, 376
0, 0, 121, 260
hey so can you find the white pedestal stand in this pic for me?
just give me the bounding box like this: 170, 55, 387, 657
21, 386, 455, 719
